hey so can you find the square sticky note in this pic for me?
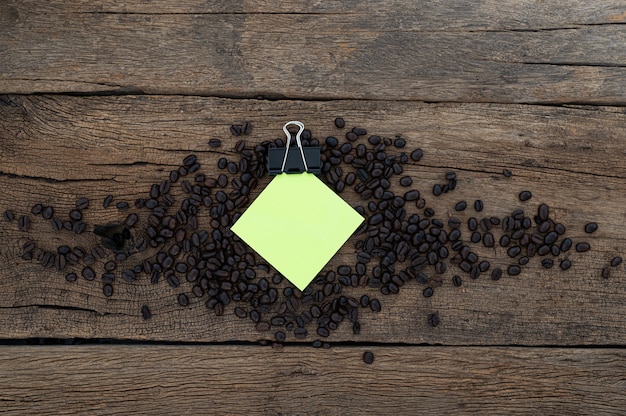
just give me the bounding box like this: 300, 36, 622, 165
231, 173, 364, 291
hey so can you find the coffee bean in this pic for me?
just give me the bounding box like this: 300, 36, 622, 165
2, 210, 14, 222
334, 117, 345, 128
103, 195, 113, 208
116, 201, 129, 210
404, 190, 420, 201
103, 284, 113, 297
41, 206, 53, 219
208, 138, 222, 148
541, 259, 554, 269
64, 272, 77, 282
560, 259, 572, 270
141, 305, 151, 320
584, 222, 598, 233
518, 191, 532, 201
75, 197, 89, 210
82, 267, 95, 281
31, 204, 42, 215
362, 351, 374, 364
410, 149, 423, 162
370, 299, 381, 312
483, 233, 494, 247
544, 231, 558, 245
507, 265, 521, 276
602, 267, 610, 279
507, 246, 521, 257
518, 256, 529, 265
454, 201, 467, 211
491, 268, 502, 281
473, 200, 484, 212
178, 293, 189, 307
560, 238, 572, 252
575, 242, 591, 252
17, 215, 30, 232
554, 223, 565, 235
538, 204, 549, 221
503, 169, 512, 177
611, 256, 622, 267
423, 287, 434, 298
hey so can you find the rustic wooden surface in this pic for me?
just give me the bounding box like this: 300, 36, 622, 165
1, 345, 625, 416
1, 0, 626, 414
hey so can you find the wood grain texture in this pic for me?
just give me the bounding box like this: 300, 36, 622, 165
1, 95, 626, 344
0, 345, 625, 415
0, 1, 625, 103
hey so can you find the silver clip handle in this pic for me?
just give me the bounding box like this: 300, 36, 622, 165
281, 121, 308, 173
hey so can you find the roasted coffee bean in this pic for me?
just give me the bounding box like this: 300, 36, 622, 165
65, 272, 78, 282
454, 201, 467, 211
362, 351, 375, 364
544, 231, 558, 245
141, 305, 151, 320
538, 204, 549, 221
404, 190, 420, 201
82, 267, 95, 281
541, 259, 554, 269
69, 209, 82, 220
42, 206, 53, 219
560, 259, 572, 270
478, 261, 490, 272
334, 117, 345, 128
554, 223, 565, 235
103, 284, 114, 297
410, 149, 423, 162
507, 246, 521, 257
125, 213, 138, 227
18, 215, 30, 232
208, 138, 222, 148
103, 195, 113, 208
474, 200, 484, 212
423, 287, 434, 298
178, 293, 189, 307
452, 275, 462, 286
2, 210, 14, 222
602, 267, 610, 279
560, 238, 572, 252
519, 191, 532, 201
104, 261, 116, 272
518, 256, 529, 265
399, 176, 413, 187
507, 265, 521, 276
116, 201, 129, 210
575, 242, 591, 252
370, 299, 381, 312
491, 268, 502, 281
503, 168, 512, 177
483, 233, 494, 247
584, 222, 598, 233
611, 256, 623, 267
31, 204, 43, 215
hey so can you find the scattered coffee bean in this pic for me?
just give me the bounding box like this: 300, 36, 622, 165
584, 223, 598, 234
575, 242, 591, 253
141, 305, 152, 320
2, 210, 14, 222
362, 351, 374, 364
560, 259, 572, 270
519, 191, 532, 201
611, 256, 622, 267
208, 139, 222, 148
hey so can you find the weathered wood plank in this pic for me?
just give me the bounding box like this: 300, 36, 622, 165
0, 1, 624, 103
1, 96, 626, 344
0, 345, 624, 415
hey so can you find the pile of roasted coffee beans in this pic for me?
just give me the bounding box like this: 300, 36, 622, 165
4, 117, 608, 348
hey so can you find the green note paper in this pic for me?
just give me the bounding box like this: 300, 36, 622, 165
231, 173, 364, 291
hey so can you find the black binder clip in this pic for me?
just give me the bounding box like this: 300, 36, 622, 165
268, 121, 321, 175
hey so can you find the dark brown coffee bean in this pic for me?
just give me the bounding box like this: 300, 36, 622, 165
18, 215, 30, 232
42, 206, 53, 219
103, 284, 113, 297
474, 200, 484, 212
116, 201, 129, 210
454, 201, 467, 211
554, 223, 565, 235
68, 209, 82, 221
423, 287, 434, 298
584, 222, 598, 233
2, 210, 14, 222
491, 267, 502, 281
370, 299, 381, 312
507, 265, 521, 276
560, 259, 572, 270
141, 305, 151, 320
362, 351, 375, 364
519, 191, 532, 201
544, 231, 558, 245
103, 195, 113, 208
538, 204, 549, 221
483, 233, 494, 247
334, 117, 345, 128
82, 267, 95, 281
611, 256, 622, 267
507, 246, 521, 257
575, 242, 591, 252
542, 259, 554, 269
208, 138, 222, 148
450, 275, 462, 287
560, 238, 572, 252
470, 232, 481, 243
178, 293, 189, 307
503, 168, 512, 177
75, 197, 89, 210
31, 204, 42, 215
602, 267, 610, 278
478, 261, 490, 272
410, 149, 423, 162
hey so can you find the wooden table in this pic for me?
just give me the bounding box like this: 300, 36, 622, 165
1, 1, 625, 414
